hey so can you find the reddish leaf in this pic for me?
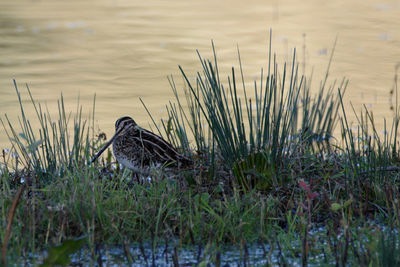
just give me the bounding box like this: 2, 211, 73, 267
307, 191, 319, 200
299, 180, 311, 192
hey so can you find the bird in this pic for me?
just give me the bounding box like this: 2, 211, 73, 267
91, 116, 192, 174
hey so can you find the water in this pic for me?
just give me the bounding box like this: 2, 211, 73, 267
1, 0, 400, 149
22, 242, 296, 266
11, 225, 400, 266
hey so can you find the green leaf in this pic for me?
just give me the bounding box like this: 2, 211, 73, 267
201, 192, 210, 204
185, 174, 197, 186
26, 139, 44, 152
40, 236, 87, 267
331, 203, 342, 211
343, 199, 353, 208
18, 132, 27, 140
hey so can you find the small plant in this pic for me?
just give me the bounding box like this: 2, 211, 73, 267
40, 236, 87, 267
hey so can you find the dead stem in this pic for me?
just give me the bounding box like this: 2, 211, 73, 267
2, 185, 25, 267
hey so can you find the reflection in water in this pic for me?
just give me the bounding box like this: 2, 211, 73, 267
0, 0, 399, 148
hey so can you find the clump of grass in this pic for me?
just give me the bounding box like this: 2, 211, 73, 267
146, 35, 347, 191
1, 36, 400, 266
0, 81, 96, 182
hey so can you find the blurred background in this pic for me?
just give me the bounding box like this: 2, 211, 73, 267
0, 0, 399, 148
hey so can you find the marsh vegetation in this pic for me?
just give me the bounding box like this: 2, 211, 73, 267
1, 41, 399, 266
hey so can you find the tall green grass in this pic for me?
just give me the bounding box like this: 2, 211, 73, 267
145, 36, 347, 190
1, 37, 399, 195
1, 80, 95, 180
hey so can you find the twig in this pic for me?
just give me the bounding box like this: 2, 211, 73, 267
95, 243, 103, 267
276, 239, 287, 267
172, 244, 179, 267
163, 235, 169, 265
139, 237, 149, 266
2, 185, 25, 267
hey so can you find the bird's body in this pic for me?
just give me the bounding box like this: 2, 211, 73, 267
91, 116, 192, 173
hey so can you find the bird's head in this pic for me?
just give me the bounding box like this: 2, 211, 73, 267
90, 116, 137, 164
115, 116, 137, 132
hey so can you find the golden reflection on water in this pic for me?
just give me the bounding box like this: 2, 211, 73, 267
0, 0, 399, 148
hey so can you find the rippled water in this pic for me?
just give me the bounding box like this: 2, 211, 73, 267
1, 0, 400, 149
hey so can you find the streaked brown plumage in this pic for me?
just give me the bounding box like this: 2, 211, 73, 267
91, 116, 192, 173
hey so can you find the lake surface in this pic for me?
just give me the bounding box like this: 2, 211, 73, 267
1, 0, 400, 149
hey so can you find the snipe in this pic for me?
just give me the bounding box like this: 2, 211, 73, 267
91, 116, 192, 173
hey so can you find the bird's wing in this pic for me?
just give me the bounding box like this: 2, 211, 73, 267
132, 128, 182, 162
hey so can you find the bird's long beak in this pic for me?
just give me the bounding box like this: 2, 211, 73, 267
90, 129, 121, 163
